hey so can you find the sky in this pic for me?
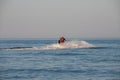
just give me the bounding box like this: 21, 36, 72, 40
0, 0, 120, 39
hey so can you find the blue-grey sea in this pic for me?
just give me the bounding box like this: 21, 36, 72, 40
0, 39, 120, 80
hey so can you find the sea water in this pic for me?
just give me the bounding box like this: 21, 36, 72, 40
0, 39, 120, 80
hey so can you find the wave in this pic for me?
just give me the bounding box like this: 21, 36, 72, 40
0, 40, 95, 50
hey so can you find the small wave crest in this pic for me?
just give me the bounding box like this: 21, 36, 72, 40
1, 40, 95, 50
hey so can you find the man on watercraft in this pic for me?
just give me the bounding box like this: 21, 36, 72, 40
58, 36, 66, 44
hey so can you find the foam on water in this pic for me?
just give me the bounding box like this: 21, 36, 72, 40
40, 40, 95, 50
1, 40, 95, 50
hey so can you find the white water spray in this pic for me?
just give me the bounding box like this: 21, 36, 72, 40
4, 40, 95, 50
37, 40, 95, 50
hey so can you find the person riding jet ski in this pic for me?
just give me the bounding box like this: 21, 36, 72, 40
58, 36, 66, 44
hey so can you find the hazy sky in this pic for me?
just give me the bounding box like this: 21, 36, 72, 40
0, 0, 120, 38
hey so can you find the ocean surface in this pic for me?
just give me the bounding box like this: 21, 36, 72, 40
0, 39, 120, 80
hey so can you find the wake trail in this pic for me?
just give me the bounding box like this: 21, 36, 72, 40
0, 40, 95, 50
